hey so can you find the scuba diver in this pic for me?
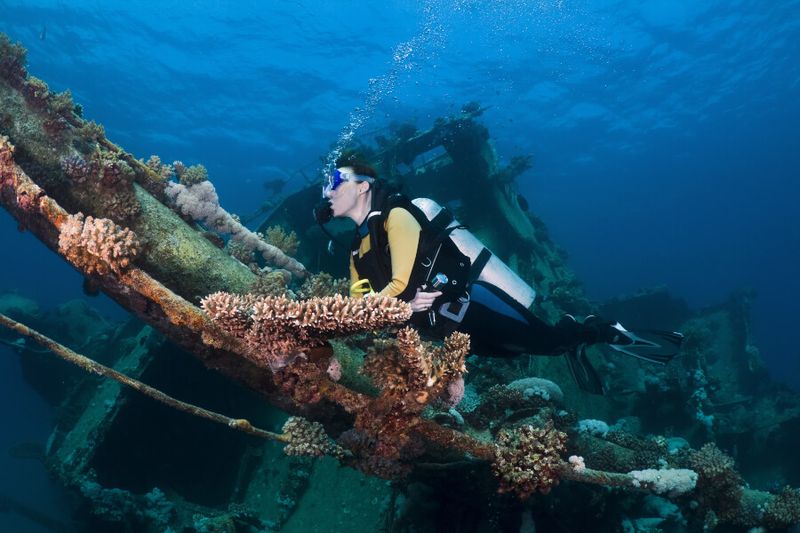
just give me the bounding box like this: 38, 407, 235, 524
313, 158, 683, 394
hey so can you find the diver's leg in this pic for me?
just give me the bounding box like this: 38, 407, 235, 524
459, 282, 593, 356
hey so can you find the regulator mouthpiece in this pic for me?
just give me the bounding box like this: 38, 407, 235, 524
313, 199, 333, 225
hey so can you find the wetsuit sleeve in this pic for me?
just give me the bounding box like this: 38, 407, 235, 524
377, 207, 422, 298
349, 256, 360, 297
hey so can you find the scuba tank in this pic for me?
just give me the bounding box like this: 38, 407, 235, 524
411, 198, 537, 309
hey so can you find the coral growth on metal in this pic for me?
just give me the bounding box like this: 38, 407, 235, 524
353, 327, 470, 476
492, 421, 568, 498
58, 213, 141, 276
201, 291, 412, 369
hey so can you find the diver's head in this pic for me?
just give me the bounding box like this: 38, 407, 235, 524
321, 159, 378, 224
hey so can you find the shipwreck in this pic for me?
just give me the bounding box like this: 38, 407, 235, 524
1, 33, 800, 531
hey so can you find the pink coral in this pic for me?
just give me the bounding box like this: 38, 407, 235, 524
201, 291, 412, 370
58, 213, 141, 276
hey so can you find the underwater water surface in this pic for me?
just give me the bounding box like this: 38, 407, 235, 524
1, 0, 799, 531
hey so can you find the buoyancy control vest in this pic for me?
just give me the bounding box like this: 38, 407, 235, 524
350, 193, 472, 304
351, 194, 538, 333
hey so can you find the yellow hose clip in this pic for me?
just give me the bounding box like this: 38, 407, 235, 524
350, 279, 375, 297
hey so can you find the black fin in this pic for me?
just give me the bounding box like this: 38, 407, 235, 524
564, 344, 605, 395
609, 329, 684, 364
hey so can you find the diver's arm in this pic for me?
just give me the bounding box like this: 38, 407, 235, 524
349, 256, 360, 297
377, 207, 421, 298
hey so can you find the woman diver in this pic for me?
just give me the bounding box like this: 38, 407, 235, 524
314, 158, 683, 394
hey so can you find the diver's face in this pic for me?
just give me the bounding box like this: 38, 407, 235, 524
326, 178, 360, 218
325, 166, 370, 220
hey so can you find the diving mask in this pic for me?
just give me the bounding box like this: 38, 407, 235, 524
322, 168, 375, 197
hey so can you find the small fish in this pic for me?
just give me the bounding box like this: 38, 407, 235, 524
39, 25, 46, 41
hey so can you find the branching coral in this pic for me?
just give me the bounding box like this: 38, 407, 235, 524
58, 213, 141, 276
260, 225, 299, 257
362, 327, 469, 402
491, 421, 567, 498
165, 180, 306, 278
282, 416, 347, 459
201, 291, 412, 370
353, 328, 470, 471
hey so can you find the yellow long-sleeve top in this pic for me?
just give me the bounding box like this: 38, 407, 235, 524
350, 207, 422, 298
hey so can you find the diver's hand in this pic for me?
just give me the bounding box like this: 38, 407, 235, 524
409, 289, 442, 312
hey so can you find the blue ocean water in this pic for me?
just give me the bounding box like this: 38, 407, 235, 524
0, 0, 798, 530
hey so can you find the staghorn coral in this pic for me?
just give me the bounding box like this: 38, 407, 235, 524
201, 291, 411, 370
165, 180, 306, 278
689, 443, 738, 482
259, 225, 299, 257
58, 213, 141, 276
492, 420, 568, 498
282, 416, 347, 459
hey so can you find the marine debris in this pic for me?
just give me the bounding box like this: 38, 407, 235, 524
2, 33, 800, 531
